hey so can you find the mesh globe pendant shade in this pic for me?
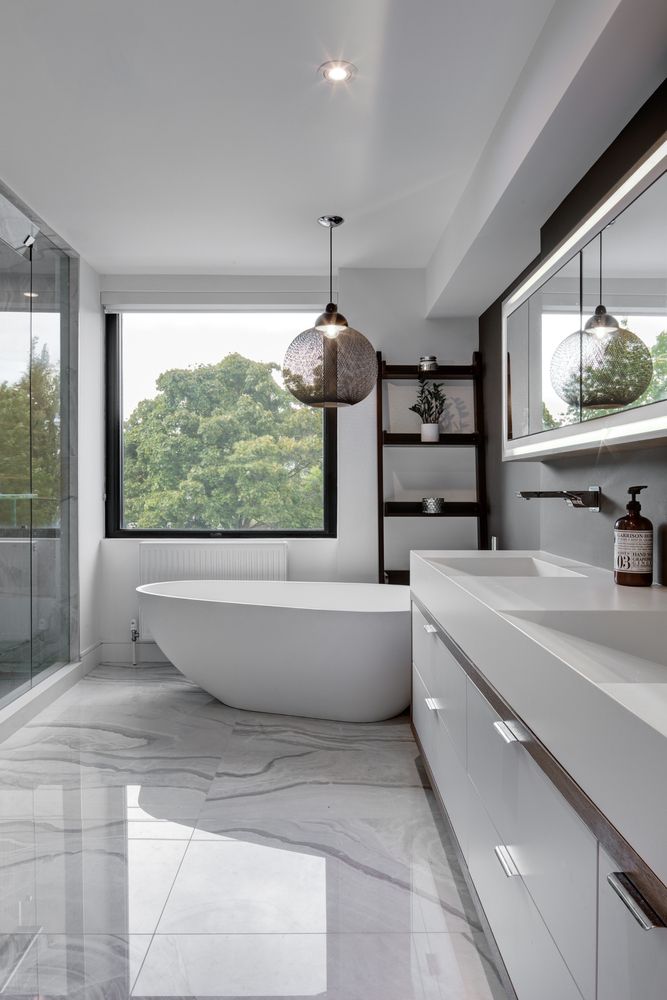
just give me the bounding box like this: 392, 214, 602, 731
283, 216, 377, 408
550, 327, 653, 408
550, 230, 653, 409
283, 325, 377, 407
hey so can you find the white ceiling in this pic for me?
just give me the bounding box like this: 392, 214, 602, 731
0, 0, 557, 275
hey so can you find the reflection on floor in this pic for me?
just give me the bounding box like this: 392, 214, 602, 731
0, 663, 508, 1000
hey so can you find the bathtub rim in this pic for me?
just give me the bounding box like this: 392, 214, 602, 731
137, 579, 410, 614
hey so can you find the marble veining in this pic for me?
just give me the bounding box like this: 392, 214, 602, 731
0, 662, 508, 999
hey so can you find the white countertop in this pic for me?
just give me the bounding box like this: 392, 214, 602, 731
410, 549, 667, 885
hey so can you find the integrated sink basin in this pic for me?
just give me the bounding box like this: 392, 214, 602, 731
503, 609, 667, 684
429, 556, 584, 578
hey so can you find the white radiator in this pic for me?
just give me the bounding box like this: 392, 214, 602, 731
138, 541, 288, 639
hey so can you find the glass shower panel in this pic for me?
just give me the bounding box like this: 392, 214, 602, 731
30, 236, 70, 680
0, 242, 32, 707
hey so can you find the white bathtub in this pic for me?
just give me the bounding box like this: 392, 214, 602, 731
137, 580, 411, 722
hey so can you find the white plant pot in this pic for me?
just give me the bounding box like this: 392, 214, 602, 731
421, 423, 440, 442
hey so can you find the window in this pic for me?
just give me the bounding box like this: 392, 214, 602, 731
105, 312, 337, 537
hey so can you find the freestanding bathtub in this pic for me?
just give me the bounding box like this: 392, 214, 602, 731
137, 580, 411, 722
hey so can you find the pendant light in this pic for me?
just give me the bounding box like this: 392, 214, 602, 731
282, 216, 377, 408
550, 231, 653, 409
583, 232, 619, 336
314, 216, 348, 337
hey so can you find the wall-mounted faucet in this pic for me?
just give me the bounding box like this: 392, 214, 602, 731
516, 486, 601, 512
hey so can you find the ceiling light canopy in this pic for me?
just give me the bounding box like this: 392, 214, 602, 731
319, 60, 356, 83
282, 216, 377, 408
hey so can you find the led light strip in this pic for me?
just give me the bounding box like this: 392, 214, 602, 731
507, 412, 667, 457
506, 137, 667, 309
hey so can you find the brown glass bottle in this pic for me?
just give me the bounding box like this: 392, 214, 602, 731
614, 485, 653, 587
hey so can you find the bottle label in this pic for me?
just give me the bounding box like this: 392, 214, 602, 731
614, 530, 653, 574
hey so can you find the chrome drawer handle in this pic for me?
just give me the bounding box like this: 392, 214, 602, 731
493, 720, 518, 744
607, 873, 665, 931
494, 845, 519, 878
423, 623, 437, 634
425, 697, 445, 711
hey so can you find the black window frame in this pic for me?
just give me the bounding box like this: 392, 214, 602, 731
105, 312, 337, 539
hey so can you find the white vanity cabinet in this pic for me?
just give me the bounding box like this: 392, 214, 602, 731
412, 599, 598, 1000
411, 605, 468, 851
467, 680, 597, 1000
466, 775, 583, 1000
597, 848, 667, 1000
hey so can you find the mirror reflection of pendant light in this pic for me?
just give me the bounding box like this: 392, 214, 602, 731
282, 216, 377, 408
584, 233, 619, 336
550, 229, 653, 409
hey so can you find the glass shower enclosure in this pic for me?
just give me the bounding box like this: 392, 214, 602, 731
0, 197, 73, 709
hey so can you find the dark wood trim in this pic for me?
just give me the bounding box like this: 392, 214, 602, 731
376, 351, 386, 583
385, 569, 410, 586
376, 350, 489, 581
104, 312, 122, 539
383, 432, 479, 447
381, 361, 479, 381
105, 312, 338, 539
411, 593, 667, 925
385, 501, 480, 517
411, 722, 519, 1000
472, 350, 489, 550
540, 79, 667, 257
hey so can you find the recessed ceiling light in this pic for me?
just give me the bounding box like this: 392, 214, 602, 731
23, 291, 38, 298
319, 61, 356, 83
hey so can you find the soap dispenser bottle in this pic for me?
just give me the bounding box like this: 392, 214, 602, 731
614, 485, 653, 587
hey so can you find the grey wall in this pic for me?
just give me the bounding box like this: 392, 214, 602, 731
539, 446, 667, 582
480, 299, 541, 552
480, 78, 667, 579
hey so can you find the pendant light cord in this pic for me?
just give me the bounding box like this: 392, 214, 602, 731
599, 231, 603, 303
329, 224, 333, 303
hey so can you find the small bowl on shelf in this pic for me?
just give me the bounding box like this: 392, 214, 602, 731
422, 497, 445, 514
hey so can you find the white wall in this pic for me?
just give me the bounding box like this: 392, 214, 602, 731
96, 269, 478, 655
77, 259, 105, 659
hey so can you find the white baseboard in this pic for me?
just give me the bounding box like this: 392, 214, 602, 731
101, 640, 169, 665
0, 641, 102, 745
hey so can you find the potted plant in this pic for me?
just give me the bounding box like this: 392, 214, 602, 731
409, 382, 447, 442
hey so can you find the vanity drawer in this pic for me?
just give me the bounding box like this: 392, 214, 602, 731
430, 705, 469, 856
598, 847, 667, 1000
412, 664, 439, 764
467, 680, 597, 1000
412, 604, 437, 678
467, 782, 583, 1000
412, 666, 469, 854
515, 746, 597, 1000
411, 604, 467, 762
467, 679, 519, 844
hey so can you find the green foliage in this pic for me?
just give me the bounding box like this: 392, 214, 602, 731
541, 403, 561, 430
560, 326, 667, 423
633, 330, 667, 406
409, 382, 447, 423
122, 353, 325, 530
0, 340, 61, 528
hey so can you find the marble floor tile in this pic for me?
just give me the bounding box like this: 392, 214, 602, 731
0, 779, 211, 823
228, 708, 414, 754
0, 664, 507, 999
0, 837, 187, 934
198, 741, 430, 823
157, 839, 329, 934
190, 817, 476, 933
0, 933, 151, 1000
134, 931, 503, 1000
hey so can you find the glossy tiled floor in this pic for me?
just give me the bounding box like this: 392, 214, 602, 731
0, 664, 508, 999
